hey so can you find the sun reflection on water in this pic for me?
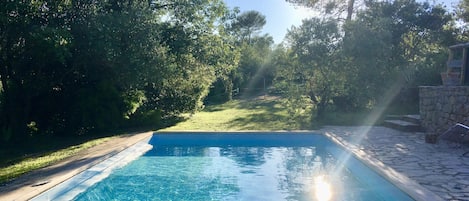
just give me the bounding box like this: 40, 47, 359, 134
314, 175, 332, 201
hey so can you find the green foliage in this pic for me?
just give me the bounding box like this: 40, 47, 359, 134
222, 9, 275, 98
230, 34, 275, 97
220, 10, 277, 99
277, 0, 457, 118
458, 0, 469, 21
286, 0, 356, 21
282, 18, 344, 116
125, 109, 163, 130
0, 0, 238, 142
229, 10, 267, 43
343, 0, 455, 110
206, 78, 233, 103
69, 80, 125, 134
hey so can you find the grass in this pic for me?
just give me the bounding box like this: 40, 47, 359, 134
0, 136, 114, 184
161, 97, 314, 131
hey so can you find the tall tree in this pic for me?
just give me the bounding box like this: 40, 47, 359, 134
229, 10, 266, 43
458, 0, 469, 22
286, 0, 356, 21
234, 34, 274, 96
342, 0, 455, 110
283, 18, 343, 116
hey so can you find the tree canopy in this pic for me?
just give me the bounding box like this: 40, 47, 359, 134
0, 0, 464, 144
286, 0, 357, 21
0, 0, 238, 142
276, 0, 458, 120
229, 10, 267, 43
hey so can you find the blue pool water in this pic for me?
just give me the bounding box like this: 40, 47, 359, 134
73, 133, 414, 201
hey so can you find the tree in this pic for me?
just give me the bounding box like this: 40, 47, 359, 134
277, 0, 456, 119
229, 10, 266, 43
231, 34, 274, 96
286, 0, 357, 21
458, 0, 469, 23
348, 0, 454, 82
0, 1, 74, 140
341, 0, 455, 111
0, 0, 239, 142
282, 18, 344, 116
222, 10, 274, 97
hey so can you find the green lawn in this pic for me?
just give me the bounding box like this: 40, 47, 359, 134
162, 97, 313, 131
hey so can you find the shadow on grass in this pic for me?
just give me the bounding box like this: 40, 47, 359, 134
227, 113, 290, 130
222, 98, 314, 130
0, 135, 106, 169
0, 114, 185, 170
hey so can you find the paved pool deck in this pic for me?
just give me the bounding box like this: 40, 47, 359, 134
0, 131, 153, 201
1, 127, 468, 200
321, 126, 469, 201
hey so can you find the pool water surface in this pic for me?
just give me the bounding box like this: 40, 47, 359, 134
70, 133, 413, 201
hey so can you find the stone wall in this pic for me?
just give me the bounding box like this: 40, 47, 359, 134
419, 86, 469, 134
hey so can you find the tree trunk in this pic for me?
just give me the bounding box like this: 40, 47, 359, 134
346, 0, 355, 21
224, 78, 233, 101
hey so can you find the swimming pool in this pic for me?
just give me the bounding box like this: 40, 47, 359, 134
33, 132, 414, 201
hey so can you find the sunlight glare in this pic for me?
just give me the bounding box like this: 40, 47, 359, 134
314, 175, 332, 201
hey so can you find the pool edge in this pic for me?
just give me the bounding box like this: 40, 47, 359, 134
0, 131, 154, 201
323, 131, 444, 201
31, 136, 153, 200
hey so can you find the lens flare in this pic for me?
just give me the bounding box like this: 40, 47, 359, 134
314, 175, 332, 201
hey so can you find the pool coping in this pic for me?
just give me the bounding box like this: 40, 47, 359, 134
324, 131, 444, 201
0, 131, 153, 201
31, 137, 153, 200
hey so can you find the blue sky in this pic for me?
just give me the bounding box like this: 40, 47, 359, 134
224, 0, 460, 44
224, 0, 314, 44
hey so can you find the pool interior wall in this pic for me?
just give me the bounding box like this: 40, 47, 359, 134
32, 132, 414, 201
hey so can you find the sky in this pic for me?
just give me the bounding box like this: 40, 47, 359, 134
224, 0, 315, 44
224, 0, 460, 44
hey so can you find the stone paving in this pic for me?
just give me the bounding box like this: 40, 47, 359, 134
321, 126, 469, 201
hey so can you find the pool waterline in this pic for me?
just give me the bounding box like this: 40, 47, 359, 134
32, 131, 441, 201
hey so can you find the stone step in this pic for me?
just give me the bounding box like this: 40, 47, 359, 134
385, 115, 402, 120
383, 119, 424, 132
385, 114, 421, 124
401, 114, 421, 125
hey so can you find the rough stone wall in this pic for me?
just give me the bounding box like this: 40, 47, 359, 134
419, 86, 469, 134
